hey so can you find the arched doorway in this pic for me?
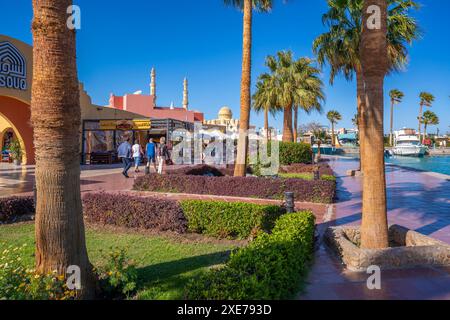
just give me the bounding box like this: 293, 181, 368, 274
0, 96, 34, 165
0, 128, 14, 162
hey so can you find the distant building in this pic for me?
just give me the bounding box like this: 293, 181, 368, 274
108, 68, 204, 123
336, 128, 359, 147
204, 106, 240, 132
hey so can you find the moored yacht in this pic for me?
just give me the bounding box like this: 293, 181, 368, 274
392, 128, 428, 157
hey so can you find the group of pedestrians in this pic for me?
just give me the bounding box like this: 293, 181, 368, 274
117, 137, 171, 178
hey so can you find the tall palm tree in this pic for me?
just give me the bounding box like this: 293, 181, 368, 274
252, 74, 281, 142
418, 92, 435, 142
224, 0, 273, 177
263, 51, 324, 142
422, 110, 439, 143
31, 0, 95, 297
313, 0, 420, 171
359, 0, 389, 249
327, 110, 342, 147
389, 89, 404, 146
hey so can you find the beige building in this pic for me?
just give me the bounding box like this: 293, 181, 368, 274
204, 106, 240, 132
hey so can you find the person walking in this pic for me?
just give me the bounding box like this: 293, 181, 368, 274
132, 140, 144, 173
118, 136, 132, 178
157, 137, 170, 175
145, 138, 157, 173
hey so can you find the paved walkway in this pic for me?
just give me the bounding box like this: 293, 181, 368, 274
300, 156, 450, 300
0, 163, 169, 197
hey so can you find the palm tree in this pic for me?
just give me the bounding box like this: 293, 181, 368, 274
351, 114, 359, 127
294, 86, 324, 143
263, 51, 324, 142
389, 89, 404, 146
313, 0, 420, 171
422, 110, 439, 143
418, 92, 435, 142
31, 0, 95, 297
326, 110, 342, 147
224, 0, 273, 177
308, 122, 328, 159
359, 0, 389, 249
252, 74, 281, 142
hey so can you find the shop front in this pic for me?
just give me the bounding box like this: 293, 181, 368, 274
81, 118, 193, 164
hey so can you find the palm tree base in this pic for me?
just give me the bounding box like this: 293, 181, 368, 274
325, 225, 450, 271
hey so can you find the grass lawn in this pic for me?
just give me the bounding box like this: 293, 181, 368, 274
0, 223, 236, 300
278, 172, 336, 181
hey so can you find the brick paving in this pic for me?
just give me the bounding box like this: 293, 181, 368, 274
299, 156, 450, 300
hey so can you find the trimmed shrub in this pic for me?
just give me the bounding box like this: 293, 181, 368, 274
180, 200, 285, 239
82, 193, 188, 233
279, 142, 313, 165
185, 211, 316, 300
168, 165, 227, 177
83, 193, 289, 238
280, 162, 334, 176
134, 174, 335, 204
0, 196, 34, 222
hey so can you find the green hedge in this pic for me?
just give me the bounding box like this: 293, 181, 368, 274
180, 200, 285, 239
279, 142, 313, 165
185, 211, 316, 300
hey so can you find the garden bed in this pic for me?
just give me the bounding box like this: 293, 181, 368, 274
133, 168, 336, 204
83, 193, 285, 240
1, 194, 287, 240
1, 194, 316, 300
0, 196, 35, 224
279, 162, 334, 176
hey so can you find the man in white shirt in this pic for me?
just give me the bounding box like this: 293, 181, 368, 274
132, 140, 143, 173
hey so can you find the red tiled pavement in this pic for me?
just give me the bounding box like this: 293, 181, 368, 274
299, 156, 450, 300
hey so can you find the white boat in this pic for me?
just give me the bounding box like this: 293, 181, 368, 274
392, 129, 428, 157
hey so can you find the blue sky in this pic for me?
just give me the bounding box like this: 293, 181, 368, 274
1, 0, 449, 134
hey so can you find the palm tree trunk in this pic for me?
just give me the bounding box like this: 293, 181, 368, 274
331, 122, 335, 147
293, 106, 298, 143
32, 0, 95, 298
389, 99, 394, 146
418, 103, 423, 143
356, 68, 366, 172
264, 107, 269, 143
423, 124, 427, 144
282, 104, 294, 142
359, 0, 389, 249
234, 0, 252, 177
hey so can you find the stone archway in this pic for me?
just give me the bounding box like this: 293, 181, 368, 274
0, 95, 34, 164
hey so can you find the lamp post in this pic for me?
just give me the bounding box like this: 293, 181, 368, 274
285, 192, 295, 213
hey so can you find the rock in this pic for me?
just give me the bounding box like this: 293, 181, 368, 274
346, 169, 363, 177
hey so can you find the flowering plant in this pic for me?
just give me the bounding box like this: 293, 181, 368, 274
0, 243, 76, 300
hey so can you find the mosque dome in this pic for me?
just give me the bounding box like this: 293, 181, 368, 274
218, 106, 233, 120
